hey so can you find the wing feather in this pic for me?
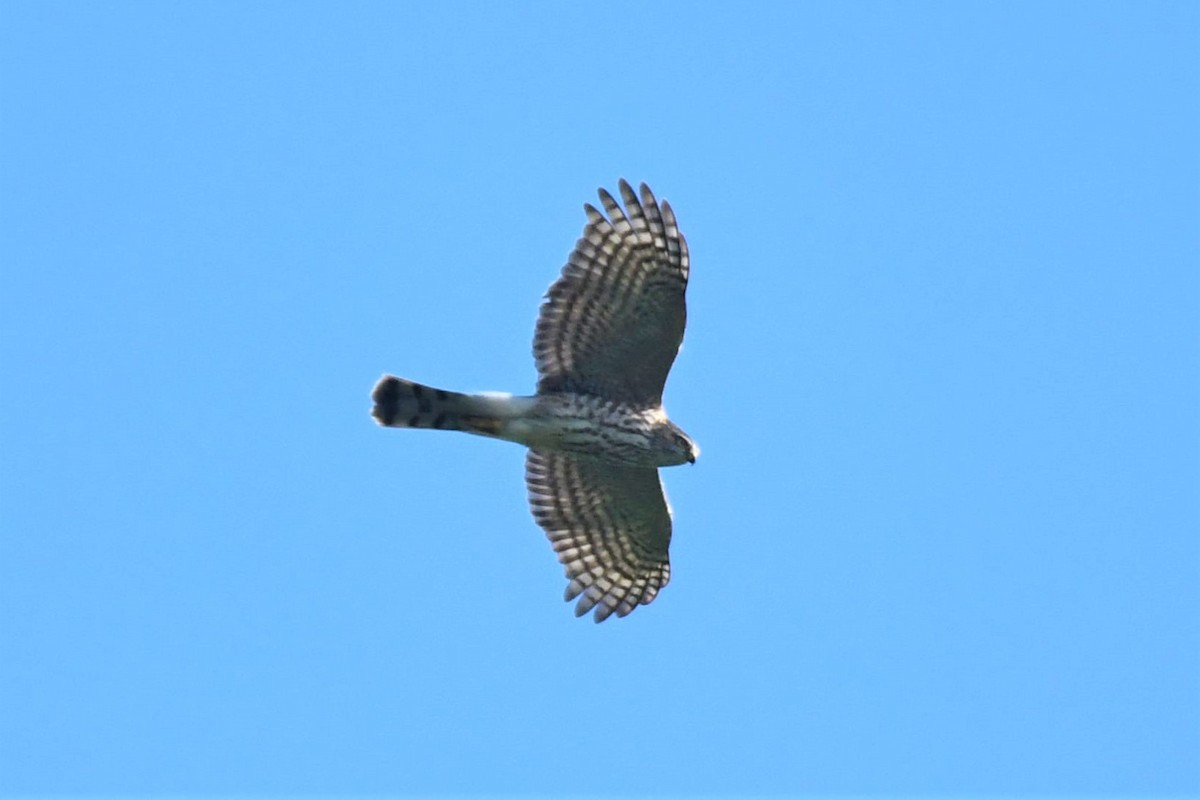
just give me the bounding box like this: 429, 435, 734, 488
525, 449, 672, 622
534, 180, 689, 405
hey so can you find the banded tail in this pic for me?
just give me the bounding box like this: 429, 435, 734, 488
371, 375, 509, 436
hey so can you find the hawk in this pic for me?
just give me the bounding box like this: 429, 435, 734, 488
371, 180, 697, 622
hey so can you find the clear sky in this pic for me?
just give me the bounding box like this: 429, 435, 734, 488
1, 1, 1197, 796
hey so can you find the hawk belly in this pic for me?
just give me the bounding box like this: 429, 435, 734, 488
508, 393, 682, 468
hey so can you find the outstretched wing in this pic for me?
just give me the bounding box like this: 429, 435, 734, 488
534, 180, 689, 406
526, 449, 672, 622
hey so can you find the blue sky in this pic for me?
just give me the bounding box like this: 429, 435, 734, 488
1, 1, 1197, 795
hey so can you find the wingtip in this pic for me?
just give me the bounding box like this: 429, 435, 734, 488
582, 202, 605, 225
592, 601, 619, 623
639, 181, 658, 209
597, 185, 622, 215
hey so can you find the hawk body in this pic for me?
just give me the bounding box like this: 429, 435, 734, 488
372, 180, 695, 621
371, 379, 692, 468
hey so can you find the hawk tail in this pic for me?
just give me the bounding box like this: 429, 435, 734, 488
370, 375, 507, 436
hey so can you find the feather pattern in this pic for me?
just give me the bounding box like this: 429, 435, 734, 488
533, 180, 689, 406
526, 448, 672, 622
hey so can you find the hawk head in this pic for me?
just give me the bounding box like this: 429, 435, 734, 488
658, 421, 699, 466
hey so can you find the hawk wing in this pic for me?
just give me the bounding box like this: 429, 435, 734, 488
534, 180, 689, 406
526, 449, 672, 622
